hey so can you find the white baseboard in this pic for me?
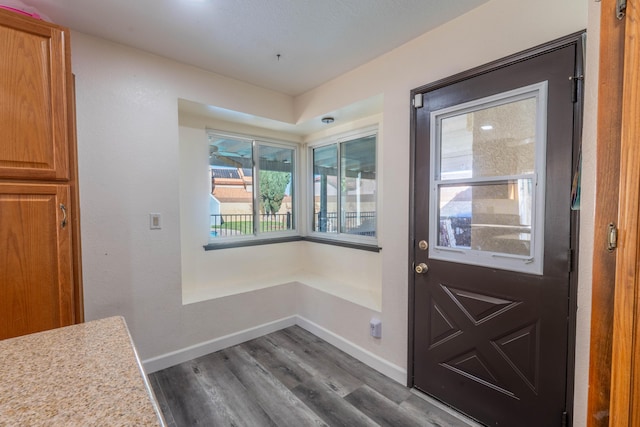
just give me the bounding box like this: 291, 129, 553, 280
142, 315, 407, 386
143, 316, 297, 373
295, 316, 407, 385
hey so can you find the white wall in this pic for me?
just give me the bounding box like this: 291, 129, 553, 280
71, 0, 592, 421
72, 32, 300, 361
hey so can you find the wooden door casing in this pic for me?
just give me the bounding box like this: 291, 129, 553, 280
0, 10, 70, 180
0, 183, 74, 339
608, 0, 640, 425
587, 0, 625, 425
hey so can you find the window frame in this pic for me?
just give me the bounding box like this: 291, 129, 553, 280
204, 129, 300, 249
307, 126, 379, 248
428, 82, 548, 275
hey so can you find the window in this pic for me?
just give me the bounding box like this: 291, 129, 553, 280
207, 131, 297, 244
429, 82, 547, 274
310, 128, 377, 244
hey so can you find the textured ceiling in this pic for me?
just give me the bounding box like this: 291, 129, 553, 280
26, 0, 490, 96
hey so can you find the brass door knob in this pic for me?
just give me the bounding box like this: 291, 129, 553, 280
415, 263, 429, 274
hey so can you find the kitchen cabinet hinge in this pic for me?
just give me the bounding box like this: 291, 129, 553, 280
561, 411, 569, 427
568, 249, 574, 272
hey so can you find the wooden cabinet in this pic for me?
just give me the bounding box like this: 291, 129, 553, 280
0, 12, 70, 180
0, 184, 74, 338
0, 9, 83, 340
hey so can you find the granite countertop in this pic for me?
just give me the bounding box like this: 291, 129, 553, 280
0, 316, 165, 426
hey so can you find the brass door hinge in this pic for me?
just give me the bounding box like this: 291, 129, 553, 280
617, 0, 627, 20
608, 222, 618, 251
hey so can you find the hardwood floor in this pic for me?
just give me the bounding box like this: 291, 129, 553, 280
149, 326, 480, 427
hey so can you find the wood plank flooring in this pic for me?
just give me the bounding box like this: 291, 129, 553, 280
149, 326, 480, 427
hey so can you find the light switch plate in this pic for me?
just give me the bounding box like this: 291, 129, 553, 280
149, 213, 162, 230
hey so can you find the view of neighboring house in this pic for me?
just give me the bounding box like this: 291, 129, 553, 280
210, 166, 293, 236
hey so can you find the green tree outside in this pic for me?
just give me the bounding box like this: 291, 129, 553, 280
259, 170, 290, 215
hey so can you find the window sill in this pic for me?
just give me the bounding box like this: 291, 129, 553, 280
203, 235, 381, 252
203, 235, 303, 251
302, 236, 381, 252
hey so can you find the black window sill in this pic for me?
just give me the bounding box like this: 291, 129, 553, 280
203, 236, 303, 251
301, 236, 381, 252
203, 235, 381, 253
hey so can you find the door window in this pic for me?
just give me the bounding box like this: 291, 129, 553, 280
429, 82, 548, 274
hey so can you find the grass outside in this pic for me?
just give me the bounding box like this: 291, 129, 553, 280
212, 220, 290, 235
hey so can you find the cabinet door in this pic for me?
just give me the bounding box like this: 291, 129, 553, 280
0, 11, 70, 180
0, 184, 74, 339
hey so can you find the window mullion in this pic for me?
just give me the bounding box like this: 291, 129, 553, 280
336, 142, 342, 235
252, 140, 259, 236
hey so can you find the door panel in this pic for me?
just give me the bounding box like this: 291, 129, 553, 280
411, 38, 581, 427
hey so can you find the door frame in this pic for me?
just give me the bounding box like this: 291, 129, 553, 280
586, 0, 624, 424
408, 31, 585, 419
594, 0, 640, 425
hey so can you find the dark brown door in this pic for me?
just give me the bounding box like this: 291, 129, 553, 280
410, 35, 582, 427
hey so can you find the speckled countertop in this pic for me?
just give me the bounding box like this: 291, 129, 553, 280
0, 316, 165, 426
